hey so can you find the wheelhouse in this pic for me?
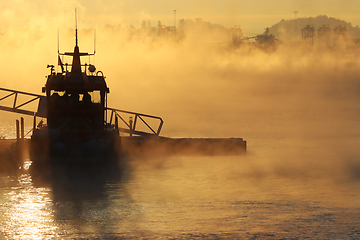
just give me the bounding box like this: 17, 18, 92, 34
43, 29, 109, 139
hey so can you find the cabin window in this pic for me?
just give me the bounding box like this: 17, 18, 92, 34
91, 90, 101, 103
50, 90, 65, 97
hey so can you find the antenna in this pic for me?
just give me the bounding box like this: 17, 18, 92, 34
75, 9, 78, 46
94, 29, 96, 54
57, 28, 60, 54
58, 9, 95, 57
75, 9, 78, 29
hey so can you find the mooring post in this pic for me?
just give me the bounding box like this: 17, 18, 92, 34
20, 117, 24, 139
16, 119, 20, 141
33, 114, 36, 131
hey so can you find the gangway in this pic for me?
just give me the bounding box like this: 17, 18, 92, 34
0, 87, 46, 117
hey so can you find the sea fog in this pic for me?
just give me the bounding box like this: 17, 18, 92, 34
0, 22, 360, 238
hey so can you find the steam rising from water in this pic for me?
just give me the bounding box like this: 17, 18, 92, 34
1, 19, 360, 183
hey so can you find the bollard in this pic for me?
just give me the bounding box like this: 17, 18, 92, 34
33, 114, 36, 131
16, 119, 20, 141
20, 117, 24, 139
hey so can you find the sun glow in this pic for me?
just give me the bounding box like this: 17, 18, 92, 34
1, 173, 56, 239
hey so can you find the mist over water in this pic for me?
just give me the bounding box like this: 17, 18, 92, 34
1, 22, 360, 238
91, 25, 360, 183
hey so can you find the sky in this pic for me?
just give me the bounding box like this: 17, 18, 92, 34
1, 0, 360, 36
77, 0, 360, 34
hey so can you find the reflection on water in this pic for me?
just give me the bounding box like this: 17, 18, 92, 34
0, 151, 359, 239
30, 160, 130, 238
0, 161, 56, 239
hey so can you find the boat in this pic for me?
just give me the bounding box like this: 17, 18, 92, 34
31, 27, 119, 161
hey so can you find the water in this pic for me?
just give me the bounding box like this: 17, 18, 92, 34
0, 135, 359, 239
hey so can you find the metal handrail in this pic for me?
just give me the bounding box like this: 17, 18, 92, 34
0, 87, 44, 116
106, 107, 164, 137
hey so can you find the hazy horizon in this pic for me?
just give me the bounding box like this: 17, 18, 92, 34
1, 0, 360, 36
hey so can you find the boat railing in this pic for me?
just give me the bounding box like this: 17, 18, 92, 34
106, 107, 164, 137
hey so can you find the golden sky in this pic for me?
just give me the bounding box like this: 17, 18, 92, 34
76, 0, 360, 35
1, 0, 360, 35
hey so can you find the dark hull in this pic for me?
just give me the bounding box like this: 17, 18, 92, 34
30, 129, 121, 162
